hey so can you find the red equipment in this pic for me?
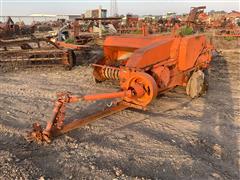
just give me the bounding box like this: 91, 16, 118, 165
27, 33, 213, 143
188, 6, 207, 31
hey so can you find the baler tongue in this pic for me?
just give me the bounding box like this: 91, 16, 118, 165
25, 92, 79, 144
25, 90, 132, 144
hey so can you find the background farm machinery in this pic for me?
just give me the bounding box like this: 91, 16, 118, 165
210, 14, 240, 37
0, 8, 238, 73
27, 32, 213, 143
0, 19, 94, 71
0, 17, 95, 70
0, 17, 35, 39
0, 37, 77, 70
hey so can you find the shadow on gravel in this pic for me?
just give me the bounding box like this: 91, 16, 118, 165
0, 134, 64, 179
138, 56, 239, 179
138, 55, 239, 179
194, 55, 239, 179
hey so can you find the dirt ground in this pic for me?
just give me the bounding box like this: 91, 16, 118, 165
0, 39, 239, 180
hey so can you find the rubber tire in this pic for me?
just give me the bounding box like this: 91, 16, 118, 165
186, 70, 207, 99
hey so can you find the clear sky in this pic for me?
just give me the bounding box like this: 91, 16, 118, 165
0, 0, 239, 16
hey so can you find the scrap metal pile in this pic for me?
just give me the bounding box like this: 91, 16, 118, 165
0, 17, 93, 70
0, 7, 238, 73
184, 6, 208, 32
117, 7, 240, 36
0, 17, 35, 39
209, 11, 240, 37
27, 31, 213, 143
69, 17, 121, 44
